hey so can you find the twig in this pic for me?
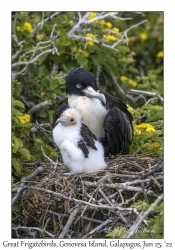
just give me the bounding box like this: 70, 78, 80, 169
140, 158, 163, 179
125, 194, 163, 238
129, 89, 163, 102
12, 225, 55, 238
83, 219, 113, 238
12, 166, 43, 205
58, 206, 80, 238
30, 12, 60, 38
27, 100, 52, 116
41, 145, 57, 169
25, 185, 137, 213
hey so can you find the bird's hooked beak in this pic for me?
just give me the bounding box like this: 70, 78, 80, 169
82, 87, 106, 105
55, 117, 70, 126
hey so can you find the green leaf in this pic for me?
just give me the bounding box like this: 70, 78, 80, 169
12, 158, 21, 173
12, 202, 19, 212
39, 108, 48, 118
133, 232, 152, 239
76, 55, 88, 68
12, 108, 23, 116
35, 138, 43, 144
38, 53, 49, 66
118, 45, 130, 52
18, 148, 31, 160
12, 139, 20, 153
12, 100, 25, 110
128, 66, 139, 74
12, 116, 20, 125
142, 104, 155, 110
50, 80, 58, 90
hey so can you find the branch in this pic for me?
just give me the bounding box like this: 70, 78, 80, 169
27, 100, 52, 116
12, 24, 59, 77
12, 35, 25, 61
12, 166, 43, 205
29, 12, 60, 38
83, 219, 113, 238
125, 194, 163, 238
41, 145, 58, 169
68, 12, 147, 52
58, 206, 80, 238
129, 89, 163, 102
12, 225, 55, 238
25, 185, 137, 213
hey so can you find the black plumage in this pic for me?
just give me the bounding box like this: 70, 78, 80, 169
53, 68, 133, 156
78, 124, 97, 158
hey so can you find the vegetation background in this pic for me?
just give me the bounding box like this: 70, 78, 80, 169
12, 11, 163, 238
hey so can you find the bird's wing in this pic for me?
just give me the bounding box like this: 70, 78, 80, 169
53, 98, 68, 127
99, 89, 133, 124
78, 124, 97, 158
104, 107, 133, 155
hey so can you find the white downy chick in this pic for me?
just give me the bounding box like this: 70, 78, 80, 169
52, 108, 107, 173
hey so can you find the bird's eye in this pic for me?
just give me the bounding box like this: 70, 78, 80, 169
76, 83, 82, 88
70, 118, 74, 122
91, 82, 94, 87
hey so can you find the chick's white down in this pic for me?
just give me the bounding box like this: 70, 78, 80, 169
53, 108, 107, 173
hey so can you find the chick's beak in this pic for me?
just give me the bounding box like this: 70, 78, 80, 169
55, 117, 70, 126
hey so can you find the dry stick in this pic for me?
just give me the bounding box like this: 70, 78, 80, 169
25, 185, 136, 213
27, 100, 52, 116
30, 12, 60, 38
12, 226, 54, 238
58, 206, 80, 238
41, 145, 57, 169
98, 188, 113, 206
139, 158, 163, 180
83, 219, 113, 238
129, 89, 163, 102
83, 181, 147, 193
12, 167, 43, 205
126, 194, 163, 238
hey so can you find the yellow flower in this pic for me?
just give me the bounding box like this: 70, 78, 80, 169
153, 142, 160, 148
86, 33, 97, 40
16, 26, 21, 31
148, 142, 160, 150
134, 123, 155, 135
23, 22, 33, 33
103, 35, 116, 42
88, 12, 97, 20
159, 17, 164, 23
113, 27, 119, 32
129, 79, 137, 88
36, 34, 44, 41
127, 104, 135, 114
69, 20, 73, 25
16, 22, 33, 33
98, 20, 106, 26
18, 114, 30, 124
81, 50, 90, 57
87, 41, 94, 46
120, 76, 128, 82
139, 33, 148, 40
105, 22, 112, 28
157, 51, 163, 58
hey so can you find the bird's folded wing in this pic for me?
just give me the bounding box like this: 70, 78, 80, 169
78, 124, 97, 158
104, 107, 133, 155
53, 98, 68, 127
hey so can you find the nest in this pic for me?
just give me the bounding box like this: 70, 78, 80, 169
12, 153, 163, 238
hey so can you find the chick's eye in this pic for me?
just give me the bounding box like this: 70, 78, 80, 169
70, 118, 74, 122
76, 83, 82, 88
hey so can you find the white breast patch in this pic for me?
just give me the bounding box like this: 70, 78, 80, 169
68, 95, 108, 139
